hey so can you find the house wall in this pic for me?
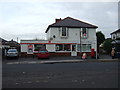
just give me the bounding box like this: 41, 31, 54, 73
47, 27, 97, 51
20, 27, 97, 56
117, 32, 120, 38
111, 32, 120, 40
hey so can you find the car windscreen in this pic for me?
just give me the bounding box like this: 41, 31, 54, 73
8, 49, 17, 52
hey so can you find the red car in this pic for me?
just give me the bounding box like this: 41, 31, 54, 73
37, 49, 50, 59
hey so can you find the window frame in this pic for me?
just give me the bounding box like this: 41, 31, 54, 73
56, 44, 71, 51
81, 28, 88, 39
60, 27, 68, 37
77, 44, 91, 52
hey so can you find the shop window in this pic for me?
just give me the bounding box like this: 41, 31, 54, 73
86, 44, 91, 51
34, 44, 46, 51
56, 44, 71, 51
64, 44, 71, 51
72, 45, 76, 51
82, 44, 86, 52
77, 44, 91, 52
77, 45, 81, 51
56, 44, 63, 51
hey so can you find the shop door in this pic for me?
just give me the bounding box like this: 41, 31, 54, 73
27, 44, 33, 54
71, 45, 77, 56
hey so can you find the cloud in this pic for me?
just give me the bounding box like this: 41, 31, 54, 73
58, 2, 118, 37
0, 1, 118, 42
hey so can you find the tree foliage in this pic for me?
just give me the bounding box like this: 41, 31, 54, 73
96, 31, 105, 53
103, 38, 112, 54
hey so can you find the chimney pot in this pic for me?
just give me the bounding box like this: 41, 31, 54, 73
55, 18, 61, 23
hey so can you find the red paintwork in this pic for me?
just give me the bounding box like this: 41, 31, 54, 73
91, 48, 95, 57
20, 43, 77, 44
37, 51, 50, 59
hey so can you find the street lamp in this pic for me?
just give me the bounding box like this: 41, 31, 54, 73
80, 29, 82, 58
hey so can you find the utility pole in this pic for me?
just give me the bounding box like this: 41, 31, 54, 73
80, 29, 82, 58
96, 36, 98, 59
17, 37, 18, 43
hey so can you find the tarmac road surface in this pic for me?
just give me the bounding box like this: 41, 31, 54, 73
2, 61, 119, 88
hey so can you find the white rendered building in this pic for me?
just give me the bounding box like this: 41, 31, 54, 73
20, 17, 98, 56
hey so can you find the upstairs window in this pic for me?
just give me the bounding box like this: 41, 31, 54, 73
60, 27, 68, 37
81, 28, 88, 39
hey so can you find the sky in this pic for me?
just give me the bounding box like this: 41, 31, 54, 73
0, 0, 119, 42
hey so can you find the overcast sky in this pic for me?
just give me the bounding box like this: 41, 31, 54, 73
0, 0, 119, 42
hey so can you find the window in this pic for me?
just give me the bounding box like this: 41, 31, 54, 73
60, 27, 68, 37
72, 45, 76, 51
62, 27, 67, 36
81, 28, 88, 38
77, 45, 81, 51
77, 44, 91, 52
82, 44, 86, 52
56, 44, 71, 51
34, 44, 46, 51
56, 44, 63, 51
86, 44, 91, 51
64, 44, 71, 51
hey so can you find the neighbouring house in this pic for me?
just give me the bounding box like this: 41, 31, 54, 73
111, 29, 120, 40
111, 29, 120, 58
0, 37, 20, 58
0, 37, 10, 49
0, 37, 10, 58
20, 17, 98, 57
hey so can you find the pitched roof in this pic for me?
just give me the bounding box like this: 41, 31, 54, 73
0, 37, 8, 42
111, 29, 120, 35
45, 17, 98, 33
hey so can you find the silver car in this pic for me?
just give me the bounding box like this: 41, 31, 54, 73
6, 49, 19, 59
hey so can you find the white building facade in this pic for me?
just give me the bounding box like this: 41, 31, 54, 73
20, 17, 98, 56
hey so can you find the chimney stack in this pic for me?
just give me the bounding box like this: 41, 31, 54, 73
55, 18, 61, 23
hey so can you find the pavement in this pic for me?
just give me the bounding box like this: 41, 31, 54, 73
3, 54, 120, 65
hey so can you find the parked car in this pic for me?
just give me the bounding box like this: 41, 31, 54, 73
37, 49, 50, 59
6, 49, 19, 59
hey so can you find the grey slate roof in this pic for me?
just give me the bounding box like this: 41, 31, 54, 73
0, 37, 7, 42
111, 29, 120, 35
45, 17, 98, 33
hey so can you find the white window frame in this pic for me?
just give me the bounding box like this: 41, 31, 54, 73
81, 28, 88, 39
60, 27, 68, 37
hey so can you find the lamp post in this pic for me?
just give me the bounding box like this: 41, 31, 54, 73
96, 36, 98, 59
80, 29, 82, 58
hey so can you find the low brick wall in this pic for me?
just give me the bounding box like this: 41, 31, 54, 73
49, 52, 71, 56
20, 52, 27, 57
20, 52, 94, 57
77, 52, 92, 56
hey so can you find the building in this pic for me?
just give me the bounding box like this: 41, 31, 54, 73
20, 17, 98, 56
111, 29, 120, 54
0, 37, 20, 58
111, 29, 120, 40
0, 37, 10, 49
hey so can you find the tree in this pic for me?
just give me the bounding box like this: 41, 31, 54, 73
96, 31, 105, 53
103, 38, 112, 54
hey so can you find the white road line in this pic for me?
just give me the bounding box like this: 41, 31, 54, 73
6, 60, 84, 64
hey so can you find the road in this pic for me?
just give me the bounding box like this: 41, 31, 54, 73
2, 59, 118, 88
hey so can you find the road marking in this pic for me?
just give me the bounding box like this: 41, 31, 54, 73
6, 60, 84, 64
